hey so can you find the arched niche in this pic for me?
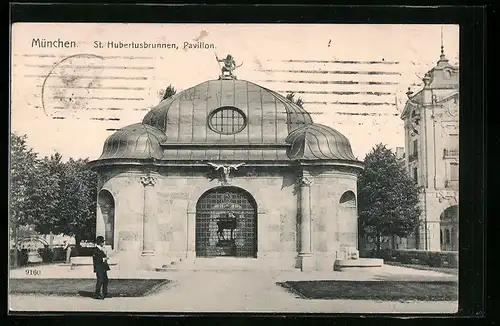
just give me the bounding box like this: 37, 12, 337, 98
440, 205, 458, 251
339, 191, 357, 208
98, 189, 115, 249
337, 190, 358, 253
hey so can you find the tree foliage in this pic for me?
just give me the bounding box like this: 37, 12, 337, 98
286, 92, 304, 108
161, 84, 177, 101
10, 133, 38, 227
26, 154, 62, 234
55, 158, 98, 244
358, 143, 422, 250
10, 133, 98, 247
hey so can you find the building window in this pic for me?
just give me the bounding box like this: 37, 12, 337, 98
450, 163, 459, 181
409, 139, 418, 161
444, 148, 459, 158
415, 227, 420, 250
208, 107, 247, 135
413, 167, 418, 183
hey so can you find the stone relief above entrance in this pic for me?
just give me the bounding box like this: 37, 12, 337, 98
206, 162, 246, 186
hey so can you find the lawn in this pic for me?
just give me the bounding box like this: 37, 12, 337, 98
278, 280, 458, 301
384, 261, 459, 276
9, 279, 171, 298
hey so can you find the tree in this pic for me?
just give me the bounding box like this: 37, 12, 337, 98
357, 143, 422, 252
161, 85, 177, 101
9, 133, 38, 266
10, 133, 37, 225
27, 154, 63, 235
286, 92, 304, 108
10, 133, 99, 258
55, 158, 98, 248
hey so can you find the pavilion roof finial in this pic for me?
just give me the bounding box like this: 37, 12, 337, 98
215, 53, 243, 80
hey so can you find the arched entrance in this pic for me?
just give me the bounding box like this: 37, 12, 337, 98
195, 187, 257, 258
98, 190, 115, 249
440, 205, 458, 251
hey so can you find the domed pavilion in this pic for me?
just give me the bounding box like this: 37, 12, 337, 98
89, 70, 364, 271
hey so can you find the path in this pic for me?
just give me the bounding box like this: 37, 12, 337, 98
9, 265, 458, 313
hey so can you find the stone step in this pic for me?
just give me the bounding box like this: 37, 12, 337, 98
156, 258, 299, 272
70, 256, 119, 265
67, 256, 119, 270
333, 258, 384, 271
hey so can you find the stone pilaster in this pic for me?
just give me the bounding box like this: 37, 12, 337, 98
297, 172, 314, 271
140, 175, 157, 258
186, 211, 196, 261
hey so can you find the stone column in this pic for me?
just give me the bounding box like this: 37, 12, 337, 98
140, 175, 157, 257
297, 172, 314, 271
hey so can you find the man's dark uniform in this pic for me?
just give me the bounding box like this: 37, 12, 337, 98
92, 245, 110, 299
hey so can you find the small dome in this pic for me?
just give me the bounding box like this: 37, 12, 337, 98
98, 123, 167, 160
285, 124, 357, 161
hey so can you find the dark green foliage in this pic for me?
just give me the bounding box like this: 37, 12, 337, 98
358, 143, 422, 251
9, 249, 28, 267
38, 247, 54, 263
10, 133, 98, 250
54, 158, 98, 246
10, 133, 39, 227
368, 249, 459, 269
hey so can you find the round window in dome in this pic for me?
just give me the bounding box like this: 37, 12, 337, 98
208, 107, 247, 135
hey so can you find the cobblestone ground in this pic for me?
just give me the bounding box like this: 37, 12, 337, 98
9, 265, 458, 313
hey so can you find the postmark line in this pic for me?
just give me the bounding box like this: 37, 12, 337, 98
17, 54, 155, 60
36, 85, 147, 91
25, 64, 154, 70
29, 74, 149, 81
49, 95, 145, 101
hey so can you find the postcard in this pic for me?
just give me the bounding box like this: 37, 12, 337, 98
9, 23, 459, 313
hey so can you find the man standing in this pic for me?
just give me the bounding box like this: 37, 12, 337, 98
62, 240, 72, 264
92, 236, 110, 300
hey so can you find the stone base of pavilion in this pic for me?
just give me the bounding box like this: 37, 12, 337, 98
333, 258, 384, 272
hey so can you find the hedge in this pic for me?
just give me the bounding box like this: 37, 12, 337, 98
9, 245, 95, 267
365, 248, 458, 268
9, 249, 29, 267
73, 247, 95, 257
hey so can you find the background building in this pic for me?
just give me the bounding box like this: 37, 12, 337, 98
401, 46, 459, 252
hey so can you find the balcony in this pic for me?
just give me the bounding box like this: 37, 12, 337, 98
443, 148, 459, 158
408, 152, 418, 162
445, 179, 459, 189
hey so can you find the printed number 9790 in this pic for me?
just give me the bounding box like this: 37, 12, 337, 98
25, 269, 41, 276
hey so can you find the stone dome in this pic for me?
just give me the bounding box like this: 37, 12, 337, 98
91, 78, 361, 165
142, 79, 313, 145
285, 123, 357, 161
98, 123, 167, 161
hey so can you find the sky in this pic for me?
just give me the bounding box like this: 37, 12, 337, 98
11, 23, 459, 161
